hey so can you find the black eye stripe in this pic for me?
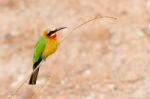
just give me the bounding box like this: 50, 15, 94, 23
47, 31, 55, 36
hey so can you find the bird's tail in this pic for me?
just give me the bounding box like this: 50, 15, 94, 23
29, 57, 42, 85
29, 68, 39, 85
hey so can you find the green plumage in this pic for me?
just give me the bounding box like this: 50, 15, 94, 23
32, 37, 46, 69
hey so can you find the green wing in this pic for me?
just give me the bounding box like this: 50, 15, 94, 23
32, 37, 46, 64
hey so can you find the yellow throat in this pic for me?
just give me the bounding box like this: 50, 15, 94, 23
41, 32, 58, 59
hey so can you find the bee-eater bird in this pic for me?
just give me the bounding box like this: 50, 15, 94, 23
29, 27, 66, 85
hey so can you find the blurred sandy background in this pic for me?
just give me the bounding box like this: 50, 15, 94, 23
0, 0, 150, 99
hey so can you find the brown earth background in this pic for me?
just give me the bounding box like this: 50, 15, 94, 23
0, 0, 150, 99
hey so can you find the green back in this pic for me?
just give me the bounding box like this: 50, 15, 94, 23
32, 37, 46, 64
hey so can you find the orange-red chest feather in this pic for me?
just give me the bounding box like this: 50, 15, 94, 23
41, 32, 58, 59
50, 33, 57, 39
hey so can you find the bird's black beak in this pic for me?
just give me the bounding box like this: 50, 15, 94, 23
54, 27, 67, 32
48, 27, 67, 36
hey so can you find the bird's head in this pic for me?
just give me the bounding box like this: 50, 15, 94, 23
43, 27, 67, 39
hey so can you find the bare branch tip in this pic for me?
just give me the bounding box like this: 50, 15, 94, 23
95, 15, 117, 20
